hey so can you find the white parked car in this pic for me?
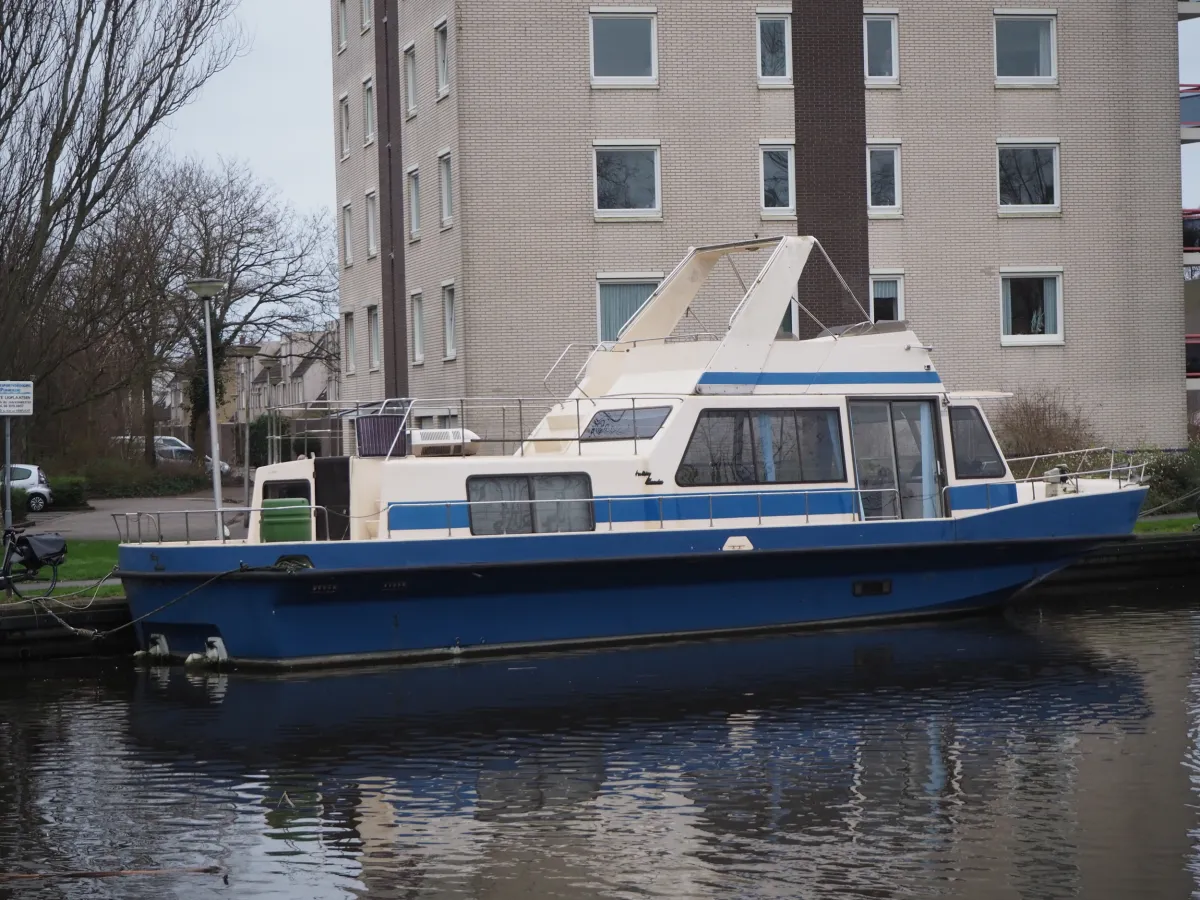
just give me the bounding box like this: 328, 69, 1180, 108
3, 465, 53, 512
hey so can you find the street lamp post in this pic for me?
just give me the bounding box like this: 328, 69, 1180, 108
186, 277, 228, 539
230, 344, 261, 516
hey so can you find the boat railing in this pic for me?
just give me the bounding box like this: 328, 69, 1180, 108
1006, 447, 1139, 481
113, 506, 332, 545
386, 487, 903, 537
375, 394, 695, 460
942, 462, 1147, 512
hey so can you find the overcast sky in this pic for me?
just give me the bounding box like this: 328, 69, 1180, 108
165, 1, 1200, 214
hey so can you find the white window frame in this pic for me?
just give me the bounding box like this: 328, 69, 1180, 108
403, 44, 417, 117
344, 312, 357, 374
589, 10, 659, 88
993, 10, 1057, 87
434, 19, 450, 97
863, 12, 899, 86
869, 271, 905, 322
337, 0, 347, 50
756, 11, 792, 87
341, 202, 353, 266
996, 139, 1060, 215
866, 141, 901, 216
365, 190, 379, 257
438, 150, 453, 227
411, 292, 425, 364
592, 140, 662, 219
406, 165, 420, 239
999, 267, 1064, 346
338, 94, 351, 159
362, 76, 375, 145
595, 274, 663, 346
759, 141, 795, 218
442, 281, 457, 360
367, 305, 380, 370
360, 0, 372, 32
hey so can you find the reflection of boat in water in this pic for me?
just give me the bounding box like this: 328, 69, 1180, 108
127, 618, 1146, 768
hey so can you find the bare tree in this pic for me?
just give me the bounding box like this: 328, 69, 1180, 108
0, 0, 243, 388
165, 159, 338, 456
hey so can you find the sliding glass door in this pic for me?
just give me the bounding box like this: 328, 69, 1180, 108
849, 400, 944, 520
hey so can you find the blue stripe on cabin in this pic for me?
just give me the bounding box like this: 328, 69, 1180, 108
697, 371, 943, 387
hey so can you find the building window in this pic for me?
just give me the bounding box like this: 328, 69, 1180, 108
365, 191, 378, 257
994, 13, 1056, 84
676, 410, 847, 487
590, 13, 657, 86
760, 143, 795, 215
863, 15, 898, 84
598, 280, 658, 343
407, 167, 420, 238
867, 145, 900, 213
411, 293, 424, 363
594, 144, 660, 217
998, 143, 1059, 212
870, 275, 903, 322
435, 20, 449, 96
337, 0, 347, 49
442, 283, 457, 359
757, 14, 791, 85
360, 0, 372, 31
362, 77, 375, 144
1001, 272, 1063, 345
344, 312, 356, 373
341, 203, 353, 266
404, 45, 416, 115
467, 474, 595, 536
338, 95, 351, 159
367, 306, 380, 369
438, 151, 453, 226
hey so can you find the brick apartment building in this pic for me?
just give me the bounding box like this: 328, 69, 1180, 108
331, 0, 1189, 446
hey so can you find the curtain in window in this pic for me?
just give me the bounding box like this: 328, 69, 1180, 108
1038, 21, 1052, 75
531, 474, 593, 533
599, 282, 657, 342
872, 279, 898, 321
1041, 277, 1057, 334
1002, 279, 1013, 334
468, 476, 532, 535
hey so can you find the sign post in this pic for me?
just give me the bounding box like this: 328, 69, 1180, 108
0, 382, 34, 530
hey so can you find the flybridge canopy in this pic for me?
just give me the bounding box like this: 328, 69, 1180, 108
574, 236, 942, 398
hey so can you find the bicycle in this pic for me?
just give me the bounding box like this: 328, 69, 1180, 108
0, 526, 68, 600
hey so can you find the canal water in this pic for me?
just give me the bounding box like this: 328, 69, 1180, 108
2, 590, 1200, 898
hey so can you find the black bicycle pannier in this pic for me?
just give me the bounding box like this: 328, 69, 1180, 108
16, 533, 67, 570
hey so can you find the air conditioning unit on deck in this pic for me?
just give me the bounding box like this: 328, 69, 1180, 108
410, 428, 480, 457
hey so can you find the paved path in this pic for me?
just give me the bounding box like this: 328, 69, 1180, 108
26, 494, 249, 542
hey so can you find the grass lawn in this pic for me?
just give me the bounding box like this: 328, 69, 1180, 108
1134, 516, 1199, 535
27, 539, 119, 582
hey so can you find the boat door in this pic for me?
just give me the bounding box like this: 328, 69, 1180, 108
848, 400, 945, 520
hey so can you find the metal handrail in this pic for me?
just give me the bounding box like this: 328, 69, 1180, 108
385, 487, 903, 537
543, 343, 599, 396
112, 505, 332, 545
1005, 447, 1136, 481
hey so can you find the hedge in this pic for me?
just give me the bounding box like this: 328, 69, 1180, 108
51, 475, 87, 508
62, 459, 211, 500
7, 487, 27, 514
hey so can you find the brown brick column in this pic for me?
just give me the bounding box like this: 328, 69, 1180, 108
375, 0, 408, 397
793, 0, 870, 336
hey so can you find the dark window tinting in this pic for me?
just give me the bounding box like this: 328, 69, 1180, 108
676, 409, 846, 487
949, 407, 1007, 479
581, 406, 671, 441
468, 474, 594, 536
1187, 339, 1200, 377
264, 480, 312, 502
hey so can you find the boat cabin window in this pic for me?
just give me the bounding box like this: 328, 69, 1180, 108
675, 409, 846, 487
948, 407, 1007, 479
263, 480, 312, 502
580, 406, 672, 441
467, 473, 595, 535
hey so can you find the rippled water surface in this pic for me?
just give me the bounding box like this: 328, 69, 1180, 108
4, 592, 1200, 898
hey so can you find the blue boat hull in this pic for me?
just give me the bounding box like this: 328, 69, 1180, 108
117, 489, 1145, 666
